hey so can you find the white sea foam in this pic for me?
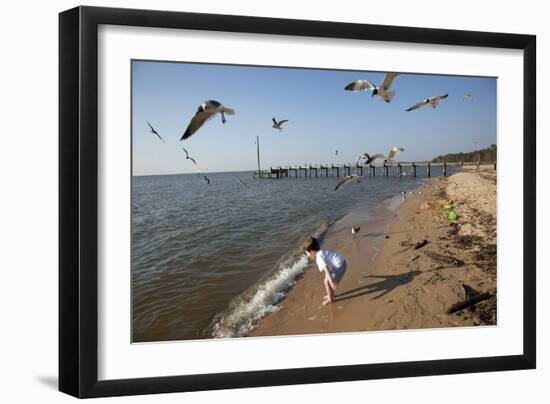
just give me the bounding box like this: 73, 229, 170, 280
209, 255, 310, 338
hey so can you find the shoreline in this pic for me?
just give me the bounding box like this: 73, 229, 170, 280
250, 169, 496, 337
203, 177, 426, 339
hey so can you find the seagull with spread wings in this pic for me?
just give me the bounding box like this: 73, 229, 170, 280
386, 147, 404, 164
334, 174, 363, 191
344, 73, 400, 103
357, 152, 385, 165
146, 121, 166, 143
236, 177, 249, 188
272, 118, 288, 131
182, 148, 197, 165
180, 100, 235, 140
406, 94, 449, 111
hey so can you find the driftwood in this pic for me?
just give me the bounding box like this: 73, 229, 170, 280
414, 239, 429, 249
446, 284, 492, 314
425, 251, 465, 267
399, 239, 429, 249
463, 284, 481, 299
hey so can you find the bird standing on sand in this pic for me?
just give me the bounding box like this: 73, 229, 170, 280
386, 147, 404, 164
203, 176, 211, 185
180, 100, 235, 140
146, 121, 166, 143
334, 174, 363, 191
352, 225, 360, 234
272, 118, 288, 131
357, 152, 385, 165
344, 73, 400, 103
182, 148, 197, 165
406, 94, 449, 111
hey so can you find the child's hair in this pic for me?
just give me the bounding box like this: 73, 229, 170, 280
303, 236, 320, 252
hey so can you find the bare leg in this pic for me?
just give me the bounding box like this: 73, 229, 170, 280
322, 277, 335, 306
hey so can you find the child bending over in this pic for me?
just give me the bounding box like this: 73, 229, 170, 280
303, 236, 347, 306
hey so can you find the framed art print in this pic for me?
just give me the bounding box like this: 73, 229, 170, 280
59, 6, 536, 398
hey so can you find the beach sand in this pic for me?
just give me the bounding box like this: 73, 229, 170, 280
251, 168, 497, 337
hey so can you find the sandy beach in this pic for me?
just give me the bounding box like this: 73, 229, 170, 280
251, 167, 497, 337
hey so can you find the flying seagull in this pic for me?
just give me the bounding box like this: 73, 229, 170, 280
182, 148, 197, 165
357, 152, 385, 165
272, 118, 289, 131
344, 73, 400, 103
146, 121, 166, 143
236, 177, 248, 187
406, 94, 449, 111
203, 176, 211, 185
334, 174, 363, 191
335, 150, 338, 156
386, 147, 404, 164
180, 100, 235, 140
463, 93, 474, 101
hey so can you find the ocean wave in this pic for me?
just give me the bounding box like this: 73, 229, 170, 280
206, 254, 309, 338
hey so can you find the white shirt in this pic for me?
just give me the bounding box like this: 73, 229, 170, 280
316, 249, 345, 273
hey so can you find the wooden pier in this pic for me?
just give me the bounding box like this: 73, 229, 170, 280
253, 161, 496, 179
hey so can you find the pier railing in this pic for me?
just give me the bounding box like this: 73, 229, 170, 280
253, 161, 496, 179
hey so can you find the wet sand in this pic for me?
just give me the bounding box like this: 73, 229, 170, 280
251, 168, 497, 337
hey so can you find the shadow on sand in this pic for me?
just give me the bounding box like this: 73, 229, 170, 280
383, 224, 453, 237
361, 231, 385, 238
335, 270, 422, 302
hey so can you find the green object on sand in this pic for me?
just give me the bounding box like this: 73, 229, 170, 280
443, 202, 453, 210
447, 210, 458, 221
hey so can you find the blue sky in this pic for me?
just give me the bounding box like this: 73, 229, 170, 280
132, 60, 496, 176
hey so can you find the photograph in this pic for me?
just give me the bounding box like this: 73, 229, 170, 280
131, 60, 497, 343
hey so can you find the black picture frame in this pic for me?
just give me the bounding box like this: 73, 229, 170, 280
59, 5, 536, 399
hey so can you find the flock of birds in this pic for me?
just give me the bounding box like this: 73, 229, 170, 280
146, 100, 290, 185
144, 72, 474, 188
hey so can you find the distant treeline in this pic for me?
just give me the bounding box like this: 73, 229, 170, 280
431, 144, 497, 163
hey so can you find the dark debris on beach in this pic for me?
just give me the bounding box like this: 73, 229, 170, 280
441, 197, 497, 325
418, 177, 497, 325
